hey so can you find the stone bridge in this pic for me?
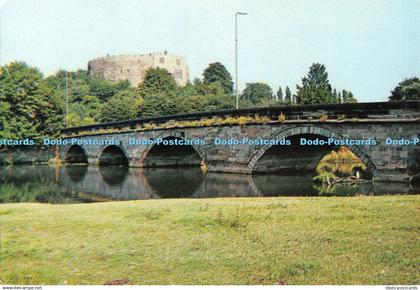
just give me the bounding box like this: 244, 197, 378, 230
60, 101, 420, 183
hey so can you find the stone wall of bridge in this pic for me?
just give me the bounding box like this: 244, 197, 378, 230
59, 121, 420, 183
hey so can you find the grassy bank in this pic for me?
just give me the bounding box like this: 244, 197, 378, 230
0, 196, 419, 285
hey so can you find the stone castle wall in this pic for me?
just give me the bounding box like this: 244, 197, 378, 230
87, 52, 189, 87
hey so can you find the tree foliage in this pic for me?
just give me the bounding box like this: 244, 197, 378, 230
296, 63, 357, 104
138, 67, 177, 98
341, 90, 357, 103
295, 63, 334, 104
0, 62, 63, 140
68, 95, 102, 126
203, 62, 234, 94
285, 86, 292, 105
89, 78, 130, 102
240, 83, 273, 106
276, 86, 283, 103
100, 89, 142, 122
389, 77, 420, 101
140, 94, 179, 117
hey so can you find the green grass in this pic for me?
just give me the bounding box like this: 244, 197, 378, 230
0, 195, 419, 285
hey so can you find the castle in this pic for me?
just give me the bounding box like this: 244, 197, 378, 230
87, 52, 189, 87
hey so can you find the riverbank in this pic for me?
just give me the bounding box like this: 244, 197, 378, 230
0, 147, 55, 165
0, 196, 418, 285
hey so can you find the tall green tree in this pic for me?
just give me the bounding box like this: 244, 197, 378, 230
337, 91, 342, 104
332, 89, 338, 103
295, 63, 334, 104
342, 90, 357, 103
0, 62, 63, 139
45, 69, 91, 103
138, 67, 177, 98
240, 83, 273, 106
139, 94, 178, 117
89, 78, 130, 102
389, 77, 420, 101
203, 62, 233, 94
68, 95, 102, 126
276, 86, 283, 103
285, 86, 292, 104
100, 89, 142, 122
173, 82, 234, 113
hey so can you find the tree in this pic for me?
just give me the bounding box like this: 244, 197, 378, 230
194, 81, 225, 96
0, 100, 13, 139
285, 86, 292, 104
203, 62, 233, 94
89, 77, 130, 102
276, 86, 283, 103
337, 91, 342, 104
45, 69, 91, 103
139, 94, 179, 117
69, 95, 102, 126
342, 90, 357, 103
100, 89, 142, 122
240, 83, 273, 106
295, 63, 334, 104
138, 67, 177, 98
389, 77, 420, 101
175, 95, 209, 114
204, 93, 235, 111
36, 81, 65, 136
0, 61, 63, 139
332, 89, 338, 103
174, 82, 234, 113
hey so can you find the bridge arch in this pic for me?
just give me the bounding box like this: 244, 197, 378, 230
65, 144, 88, 164
98, 145, 129, 165
247, 126, 377, 176
139, 132, 207, 168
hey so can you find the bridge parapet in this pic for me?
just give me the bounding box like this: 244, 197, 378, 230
62, 101, 420, 136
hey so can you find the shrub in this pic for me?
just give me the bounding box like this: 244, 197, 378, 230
278, 113, 286, 124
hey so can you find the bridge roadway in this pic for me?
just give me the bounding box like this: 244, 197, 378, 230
60, 101, 420, 183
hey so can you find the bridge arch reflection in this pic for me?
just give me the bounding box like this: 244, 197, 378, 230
65, 164, 88, 182
99, 165, 129, 186
58, 165, 418, 201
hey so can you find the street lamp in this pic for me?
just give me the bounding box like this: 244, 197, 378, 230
235, 11, 247, 109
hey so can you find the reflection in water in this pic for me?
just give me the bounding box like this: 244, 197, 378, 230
65, 165, 88, 182
99, 165, 129, 186
0, 165, 418, 204
143, 168, 204, 198
254, 175, 320, 196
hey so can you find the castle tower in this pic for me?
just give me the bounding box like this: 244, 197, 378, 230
87, 52, 189, 87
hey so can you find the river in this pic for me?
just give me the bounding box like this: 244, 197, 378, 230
0, 165, 418, 204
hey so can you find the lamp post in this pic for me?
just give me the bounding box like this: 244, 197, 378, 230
235, 11, 247, 109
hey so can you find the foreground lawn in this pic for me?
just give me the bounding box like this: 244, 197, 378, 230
0, 196, 419, 285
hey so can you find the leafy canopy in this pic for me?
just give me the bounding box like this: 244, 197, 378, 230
0, 62, 63, 139
100, 89, 143, 122
240, 82, 273, 106
389, 77, 420, 101
203, 62, 234, 94
295, 63, 357, 104
138, 67, 177, 98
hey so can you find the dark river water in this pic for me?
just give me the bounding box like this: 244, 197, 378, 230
0, 165, 418, 204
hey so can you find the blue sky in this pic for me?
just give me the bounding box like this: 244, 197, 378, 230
0, 0, 419, 102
